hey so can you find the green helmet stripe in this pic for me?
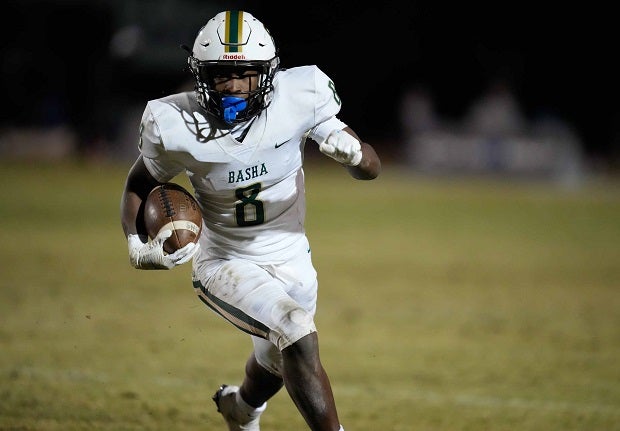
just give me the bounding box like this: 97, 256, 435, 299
225, 10, 242, 53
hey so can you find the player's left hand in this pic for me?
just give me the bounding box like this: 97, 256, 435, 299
319, 129, 363, 166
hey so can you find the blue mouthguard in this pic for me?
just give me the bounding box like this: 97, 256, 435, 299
221, 96, 248, 123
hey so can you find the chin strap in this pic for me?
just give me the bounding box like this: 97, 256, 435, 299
222, 96, 248, 123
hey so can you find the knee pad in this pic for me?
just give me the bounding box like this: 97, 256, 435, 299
270, 304, 317, 350
252, 336, 283, 377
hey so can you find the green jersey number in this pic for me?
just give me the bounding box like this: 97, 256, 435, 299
235, 183, 265, 226
328, 80, 341, 105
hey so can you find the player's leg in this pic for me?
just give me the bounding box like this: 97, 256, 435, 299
195, 257, 312, 429
238, 349, 284, 407
245, 257, 341, 430
281, 332, 341, 431
212, 354, 282, 431
211, 341, 284, 430
229, 331, 341, 431
196, 241, 343, 430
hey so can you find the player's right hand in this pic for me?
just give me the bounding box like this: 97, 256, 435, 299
127, 230, 199, 270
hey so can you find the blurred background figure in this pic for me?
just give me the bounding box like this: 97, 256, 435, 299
464, 79, 527, 139
402, 77, 586, 186
400, 85, 440, 139
400, 85, 440, 166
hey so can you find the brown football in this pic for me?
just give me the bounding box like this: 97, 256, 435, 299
144, 183, 202, 254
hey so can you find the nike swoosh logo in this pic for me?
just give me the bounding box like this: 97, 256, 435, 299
275, 140, 290, 148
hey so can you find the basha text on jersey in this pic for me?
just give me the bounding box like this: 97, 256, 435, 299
228, 163, 269, 183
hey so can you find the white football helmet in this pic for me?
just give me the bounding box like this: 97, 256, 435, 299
188, 10, 280, 124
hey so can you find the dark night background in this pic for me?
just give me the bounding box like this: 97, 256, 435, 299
2, 0, 618, 168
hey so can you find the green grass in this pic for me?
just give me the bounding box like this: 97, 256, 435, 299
1, 160, 619, 430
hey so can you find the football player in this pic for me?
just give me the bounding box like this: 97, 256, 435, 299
120, 10, 381, 431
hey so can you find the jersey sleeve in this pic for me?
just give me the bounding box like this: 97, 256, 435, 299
137, 103, 185, 182
307, 67, 348, 143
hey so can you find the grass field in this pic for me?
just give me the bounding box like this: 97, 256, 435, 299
1, 160, 619, 430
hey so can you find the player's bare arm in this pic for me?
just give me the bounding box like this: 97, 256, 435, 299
120, 155, 160, 237
342, 127, 381, 180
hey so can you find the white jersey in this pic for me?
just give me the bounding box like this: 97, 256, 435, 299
138, 65, 346, 263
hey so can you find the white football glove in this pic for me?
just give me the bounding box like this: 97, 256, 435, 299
127, 230, 199, 270
318, 129, 363, 166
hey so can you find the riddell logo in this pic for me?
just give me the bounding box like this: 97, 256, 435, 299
222, 54, 246, 60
